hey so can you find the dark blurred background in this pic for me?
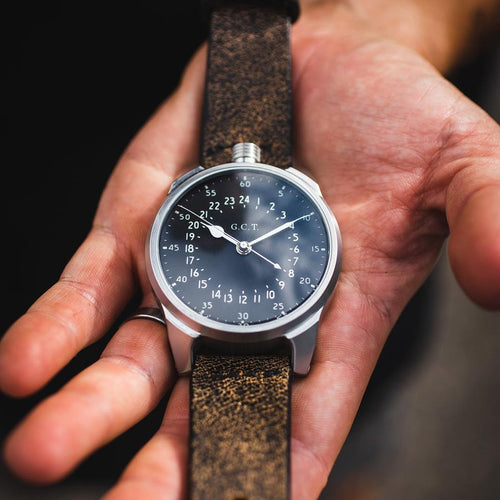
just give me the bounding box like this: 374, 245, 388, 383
2, 2, 500, 499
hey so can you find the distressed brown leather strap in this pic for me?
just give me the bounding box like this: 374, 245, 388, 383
190, 351, 292, 500
200, 0, 295, 168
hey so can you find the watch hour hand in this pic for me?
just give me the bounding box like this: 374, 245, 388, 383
207, 225, 225, 239
178, 205, 240, 246
205, 223, 240, 246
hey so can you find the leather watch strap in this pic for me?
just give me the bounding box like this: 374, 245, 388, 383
190, 2, 296, 498
190, 350, 292, 500
200, 0, 295, 168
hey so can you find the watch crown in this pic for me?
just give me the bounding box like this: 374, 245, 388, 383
232, 143, 261, 164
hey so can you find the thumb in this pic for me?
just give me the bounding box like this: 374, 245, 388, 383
445, 115, 500, 309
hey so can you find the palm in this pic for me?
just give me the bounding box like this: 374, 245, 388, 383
297, 33, 454, 316
2, 9, 500, 500
288, 19, 500, 495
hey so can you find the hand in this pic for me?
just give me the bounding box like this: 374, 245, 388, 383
1, 2, 500, 499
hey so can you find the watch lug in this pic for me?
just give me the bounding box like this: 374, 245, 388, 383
285, 309, 321, 376
286, 167, 322, 196
161, 305, 197, 374
168, 166, 205, 194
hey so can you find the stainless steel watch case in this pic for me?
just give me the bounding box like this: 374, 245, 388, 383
146, 162, 342, 375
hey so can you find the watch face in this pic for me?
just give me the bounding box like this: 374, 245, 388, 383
155, 166, 336, 326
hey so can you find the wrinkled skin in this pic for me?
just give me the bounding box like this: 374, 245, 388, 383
1, 4, 500, 499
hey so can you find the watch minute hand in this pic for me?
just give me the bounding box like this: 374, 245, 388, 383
249, 212, 314, 246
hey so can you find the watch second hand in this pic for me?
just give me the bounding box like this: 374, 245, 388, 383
248, 212, 315, 246
177, 204, 283, 270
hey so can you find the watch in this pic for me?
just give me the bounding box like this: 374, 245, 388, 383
146, 1, 342, 499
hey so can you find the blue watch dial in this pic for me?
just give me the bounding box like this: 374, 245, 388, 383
159, 168, 329, 325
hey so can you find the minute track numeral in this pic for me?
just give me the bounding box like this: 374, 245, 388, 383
163, 244, 179, 251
